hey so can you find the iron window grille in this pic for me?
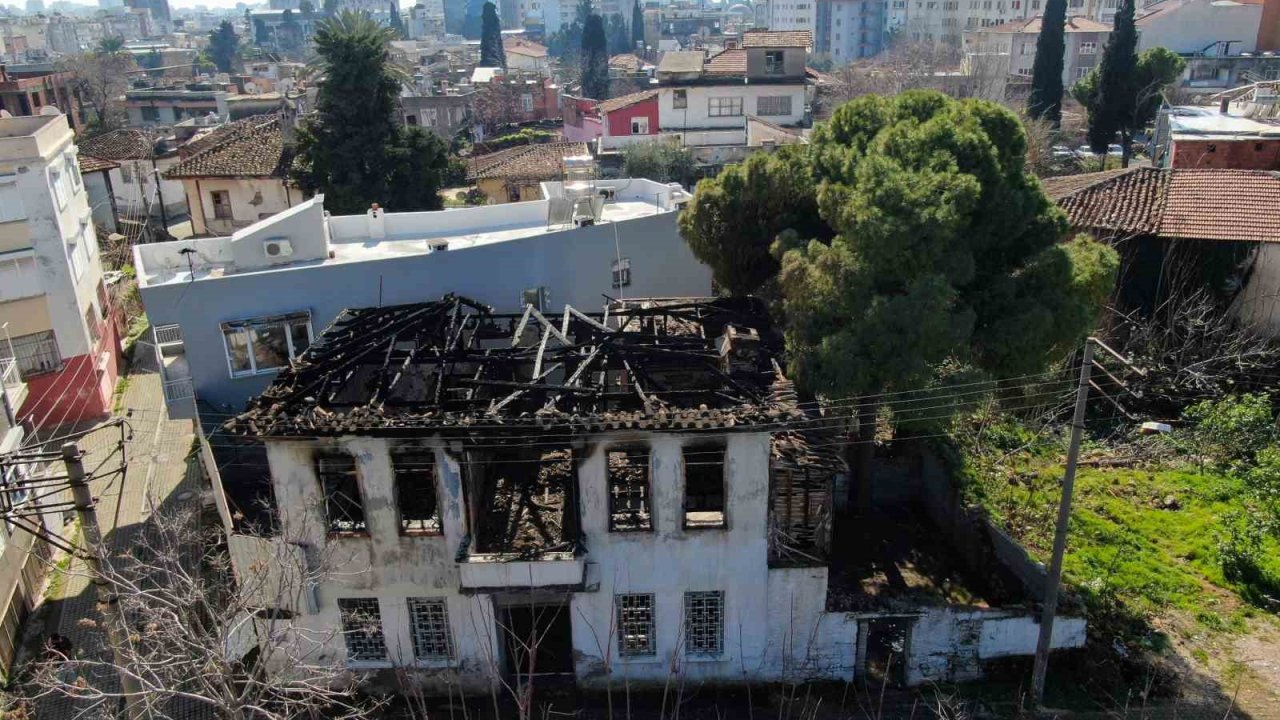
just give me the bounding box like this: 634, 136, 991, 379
683, 591, 724, 655
392, 451, 441, 534
608, 448, 651, 531
407, 597, 454, 660
765, 50, 785, 75
756, 96, 792, 117
338, 598, 388, 661
317, 454, 367, 533
0, 330, 62, 379
616, 593, 656, 656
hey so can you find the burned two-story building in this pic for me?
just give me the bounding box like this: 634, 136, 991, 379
217, 294, 1086, 696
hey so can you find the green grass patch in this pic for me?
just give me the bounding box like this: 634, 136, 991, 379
112, 375, 131, 414
121, 314, 150, 359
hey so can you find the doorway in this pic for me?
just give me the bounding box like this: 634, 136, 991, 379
501, 602, 575, 678
862, 617, 912, 687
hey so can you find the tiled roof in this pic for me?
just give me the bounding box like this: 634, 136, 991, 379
164, 115, 291, 179
596, 89, 657, 114
1040, 167, 1137, 201
657, 51, 706, 73
180, 114, 272, 158
984, 15, 1111, 33
77, 154, 119, 174
467, 141, 590, 181
741, 29, 812, 48
609, 53, 648, 72
78, 129, 153, 161
505, 39, 548, 57
1054, 167, 1280, 242
705, 48, 747, 75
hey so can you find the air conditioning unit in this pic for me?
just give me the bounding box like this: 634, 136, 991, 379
427, 239, 449, 252
264, 239, 294, 258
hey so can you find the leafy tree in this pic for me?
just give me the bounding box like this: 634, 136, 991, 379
462, 0, 485, 39
580, 12, 609, 99
479, 1, 505, 67
632, 0, 644, 47
293, 12, 449, 214
622, 140, 696, 187
679, 145, 826, 295
57, 38, 136, 134
389, 0, 406, 37
606, 13, 631, 55
1084, 0, 1138, 160
1027, 0, 1066, 124
208, 20, 239, 73
96, 36, 125, 54
1073, 47, 1184, 167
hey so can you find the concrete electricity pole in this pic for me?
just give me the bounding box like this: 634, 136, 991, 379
63, 442, 144, 719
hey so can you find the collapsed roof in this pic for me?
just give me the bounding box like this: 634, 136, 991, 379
225, 294, 819, 439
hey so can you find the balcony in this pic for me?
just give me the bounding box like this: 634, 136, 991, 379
153, 323, 195, 417
458, 553, 586, 590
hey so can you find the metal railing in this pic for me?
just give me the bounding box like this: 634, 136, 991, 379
154, 324, 183, 347
0, 357, 21, 396
1, 331, 62, 379
162, 377, 195, 403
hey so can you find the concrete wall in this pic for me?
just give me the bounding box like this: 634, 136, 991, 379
83, 170, 117, 232
136, 210, 711, 409
108, 158, 188, 220
1171, 138, 1280, 171
1138, 0, 1264, 55
183, 176, 298, 236
904, 607, 1087, 685
657, 84, 807, 131
1233, 243, 1280, 336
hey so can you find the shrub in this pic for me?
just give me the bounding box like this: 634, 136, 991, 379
1180, 393, 1276, 468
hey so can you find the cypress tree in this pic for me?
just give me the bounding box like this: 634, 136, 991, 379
479, 1, 505, 67
1087, 0, 1138, 158
632, 0, 644, 48
581, 13, 609, 99
1027, 0, 1066, 124
462, 0, 484, 39
388, 1, 406, 37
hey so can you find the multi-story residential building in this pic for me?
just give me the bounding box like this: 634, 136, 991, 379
0, 113, 122, 429
407, 0, 447, 39
895, 0, 1045, 48
130, 178, 710, 411
78, 128, 188, 225
816, 0, 886, 62
164, 113, 304, 236
962, 15, 1110, 88
769, 0, 816, 33
400, 87, 477, 138
124, 83, 231, 127
207, 294, 1087, 695
0, 65, 83, 132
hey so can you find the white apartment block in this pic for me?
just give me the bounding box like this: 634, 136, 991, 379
770, 0, 818, 31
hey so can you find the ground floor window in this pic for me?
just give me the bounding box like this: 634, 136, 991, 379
616, 593, 655, 656
338, 598, 387, 662
684, 590, 724, 655
407, 597, 453, 660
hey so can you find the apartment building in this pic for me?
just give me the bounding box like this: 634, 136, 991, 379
0, 113, 121, 429
963, 15, 1110, 85
0, 65, 83, 132
210, 295, 1087, 694
130, 179, 711, 412
816, 0, 887, 61
896, 0, 1045, 47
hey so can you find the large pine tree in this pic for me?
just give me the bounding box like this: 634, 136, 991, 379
1087, 0, 1138, 157
580, 12, 609, 99
292, 12, 448, 213
479, 1, 505, 67
632, 0, 644, 48
1027, 0, 1066, 124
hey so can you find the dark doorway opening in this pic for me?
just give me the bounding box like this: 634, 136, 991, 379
863, 617, 911, 687
502, 602, 575, 678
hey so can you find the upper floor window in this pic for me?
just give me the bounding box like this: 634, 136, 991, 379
317, 453, 367, 534
764, 50, 785, 75
221, 312, 313, 378
612, 257, 632, 288
608, 448, 651, 531
65, 153, 82, 193
757, 95, 793, 116
708, 97, 743, 117
392, 450, 441, 535
0, 176, 25, 223
48, 165, 69, 210
141, 106, 160, 122
1079, 41, 1097, 54
683, 445, 726, 529
673, 89, 688, 109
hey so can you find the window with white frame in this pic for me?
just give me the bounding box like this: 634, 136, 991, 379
49, 165, 69, 210
1076, 66, 1091, 79
683, 591, 723, 655
616, 593, 656, 656
611, 257, 632, 289
407, 598, 453, 660
630, 117, 649, 134
521, 93, 534, 112
673, 89, 688, 109
67, 231, 87, 281
221, 312, 312, 377
65, 153, 82, 192
0, 177, 25, 223
1079, 41, 1097, 54
757, 95, 793, 116
708, 97, 743, 117
338, 598, 388, 661
764, 50, 785, 75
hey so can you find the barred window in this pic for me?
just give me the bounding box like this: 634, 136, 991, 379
392, 451, 440, 534
756, 96, 793, 117
608, 448, 651, 531
317, 454, 367, 533
684, 591, 723, 655
408, 598, 453, 660
708, 97, 743, 117
616, 593, 656, 656
338, 598, 387, 661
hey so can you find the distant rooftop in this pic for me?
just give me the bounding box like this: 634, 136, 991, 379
1167, 104, 1280, 139
134, 178, 692, 288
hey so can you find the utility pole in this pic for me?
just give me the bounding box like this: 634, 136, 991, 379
63, 442, 144, 719
1029, 339, 1094, 707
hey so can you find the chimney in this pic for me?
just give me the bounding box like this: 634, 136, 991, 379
367, 203, 386, 239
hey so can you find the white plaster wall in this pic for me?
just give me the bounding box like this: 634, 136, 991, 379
1232, 244, 1280, 337
657, 85, 807, 131
185, 176, 297, 236
109, 158, 188, 220
905, 607, 1087, 685
262, 437, 500, 693
1137, 0, 1263, 55
978, 614, 1087, 659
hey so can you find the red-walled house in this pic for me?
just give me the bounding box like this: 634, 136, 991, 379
597, 90, 659, 152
